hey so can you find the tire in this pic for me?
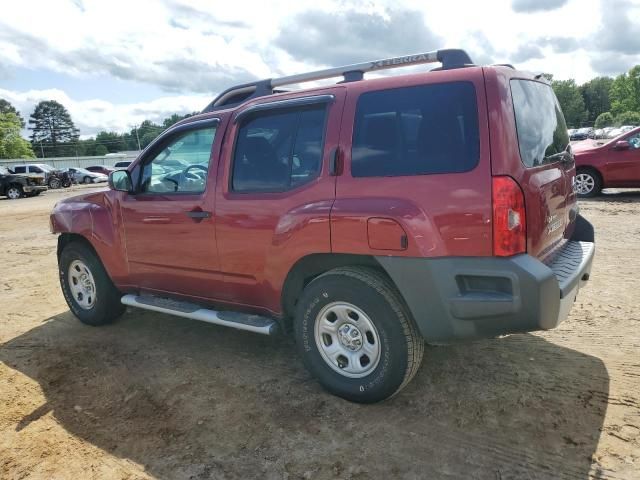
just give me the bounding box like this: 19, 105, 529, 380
6, 185, 23, 199
575, 169, 602, 198
83, 176, 91, 184
48, 177, 61, 189
59, 241, 126, 326
294, 266, 424, 403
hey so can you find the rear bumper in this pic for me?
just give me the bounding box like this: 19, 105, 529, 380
376, 216, 595, 343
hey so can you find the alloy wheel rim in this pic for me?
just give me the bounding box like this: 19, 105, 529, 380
7, 187, 20, 199
314, 302, 381, 378
575, 173, 595, 195
68, 259, 97, 310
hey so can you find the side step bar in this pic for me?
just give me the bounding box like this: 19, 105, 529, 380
120, 294, 278, 335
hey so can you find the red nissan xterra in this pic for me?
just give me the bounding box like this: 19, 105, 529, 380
51, 49, 595, 403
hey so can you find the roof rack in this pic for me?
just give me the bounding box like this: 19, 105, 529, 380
202, 48, 474, 113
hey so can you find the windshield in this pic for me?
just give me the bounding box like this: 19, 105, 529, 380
511, 79, 570, 168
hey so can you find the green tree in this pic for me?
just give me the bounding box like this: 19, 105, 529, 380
95, 144, 108, 156
609, 66, 640, 116
580, 77, 613, 123
162, 112, 196, 129
551, 79, 588, 127
28, 100, 79, 157
95, 131, 127, 153
0, 112, 35, 159
594, 112, 614, 128
614, 111, 640, 126
0, 99, 25, 128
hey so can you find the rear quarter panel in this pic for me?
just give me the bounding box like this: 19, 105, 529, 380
332, 67, 493, 258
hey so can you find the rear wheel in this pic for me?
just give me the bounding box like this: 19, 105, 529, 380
294, 267, 424, 403
575, 169, 602, 197
6, 185, 23, 199
59, 242, 126, 326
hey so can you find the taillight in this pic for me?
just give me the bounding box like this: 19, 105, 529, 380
492, 176, 526, 256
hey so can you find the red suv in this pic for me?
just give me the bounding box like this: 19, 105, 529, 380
573, 126, 640, 197
51, 49, 595, 403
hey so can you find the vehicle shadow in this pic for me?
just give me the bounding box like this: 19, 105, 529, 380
1, 310, 609, 479
581, 188, 640, 203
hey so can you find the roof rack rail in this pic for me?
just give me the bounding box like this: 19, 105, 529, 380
202, 48, 474, 113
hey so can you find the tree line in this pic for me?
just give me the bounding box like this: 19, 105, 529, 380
546, 64, 640, 128
0, 98, 196, 159
2, 62, 640, 159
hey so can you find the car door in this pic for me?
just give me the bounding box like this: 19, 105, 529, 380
119, 117, 226, 300
605, 131, 640, 185
214, 89, 344, 313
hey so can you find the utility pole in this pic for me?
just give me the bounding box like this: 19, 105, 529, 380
134, 125, 141, 151
40, 141, 45, 158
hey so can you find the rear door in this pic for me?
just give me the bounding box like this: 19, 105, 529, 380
214, 89, 344, 313
491, 73, 575, 261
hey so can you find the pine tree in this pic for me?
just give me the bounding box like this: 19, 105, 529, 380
28, 100, 80, 158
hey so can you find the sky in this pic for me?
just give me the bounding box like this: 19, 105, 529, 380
1, 0, 639, 138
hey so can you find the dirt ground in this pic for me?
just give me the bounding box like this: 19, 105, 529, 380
0, 185, 639, 480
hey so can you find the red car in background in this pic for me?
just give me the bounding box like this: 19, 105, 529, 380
573, 126, 640, 197
86, 165, 115, 176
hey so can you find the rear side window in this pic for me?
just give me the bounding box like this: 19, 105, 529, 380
13, 166, 26, 173
351, 82, 479, 177
232, 105, 327, 192
511, 79, 570, 168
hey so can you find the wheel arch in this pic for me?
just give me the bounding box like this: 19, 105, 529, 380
576, 165, 604, 185
281, 253, 389, 325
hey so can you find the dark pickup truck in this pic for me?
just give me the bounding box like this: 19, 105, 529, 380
0, 166, 47, 199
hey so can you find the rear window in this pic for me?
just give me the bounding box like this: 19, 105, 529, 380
510, 79, 570, 168
351, 82, 479, 177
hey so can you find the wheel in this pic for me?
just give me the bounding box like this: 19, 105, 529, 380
575, 169, 602, 198
294, 267, 424, 403
6, 185, 23, 199
59, 242, 126, 326
83, 176, 92, 184
48, 177, 61, 189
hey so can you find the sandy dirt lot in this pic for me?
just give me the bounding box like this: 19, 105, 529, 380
0, 185, 639, 479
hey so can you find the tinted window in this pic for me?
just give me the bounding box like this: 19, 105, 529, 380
511, 79, 570, 168
13, 166, 26, 173
232, 106, 327, 192
140, 127, 216, 194
351, 82, 479, 177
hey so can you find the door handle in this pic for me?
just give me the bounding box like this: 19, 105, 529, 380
142, 216, 171, 224
186, 210, 212, 220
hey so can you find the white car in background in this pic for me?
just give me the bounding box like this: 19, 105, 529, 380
67, 167, 108, 184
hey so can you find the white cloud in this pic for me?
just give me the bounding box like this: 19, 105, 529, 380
0, 87, 207, 137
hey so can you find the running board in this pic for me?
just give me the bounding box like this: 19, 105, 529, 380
120, 294, 278, 335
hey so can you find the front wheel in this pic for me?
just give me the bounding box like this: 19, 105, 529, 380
6, 185, 23, 199
48, 177, 61, 189
575, 169, 602, 198
59, 242, 126, 326
83, 176, 92, 184
294, 267, 424, 403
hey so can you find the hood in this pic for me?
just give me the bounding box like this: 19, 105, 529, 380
571, 139, 607, 153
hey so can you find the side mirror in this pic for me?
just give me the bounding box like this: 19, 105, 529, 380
108, 170, 133, 192
614, 140, 630, 150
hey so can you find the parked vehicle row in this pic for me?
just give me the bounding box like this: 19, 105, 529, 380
0, 166, 47, 199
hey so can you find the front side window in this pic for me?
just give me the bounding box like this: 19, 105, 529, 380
232, 105, 327, 192
511, 79, 570, 168
140, 126, 216, 194
626, 132, 640, 149
351, 82, 479, 177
